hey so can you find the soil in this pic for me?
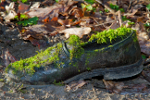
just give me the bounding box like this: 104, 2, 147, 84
0, 17, 150, 100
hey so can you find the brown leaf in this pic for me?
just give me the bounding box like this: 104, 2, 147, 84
59, 27, 91, 38
1, 49, 17, 67
41, 0, 55, 6
30, 2, 40, 10
139, 39, 150, 55
69, 7, 84, 18
136, 22, 150, 55
64, 79, 87, 92
58, 19, 73, 27
27, 37, 41, 49
109, 20, 120, 29
17, 1, 30, 13
26, 4, 64, 22
23, 24, 55, 40
142, 70, 150, 83
128, 83, 147, 92
103, 79, 124, 93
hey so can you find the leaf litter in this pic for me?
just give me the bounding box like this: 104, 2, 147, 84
1, 0, 150, 95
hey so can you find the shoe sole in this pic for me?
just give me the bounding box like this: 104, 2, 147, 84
64, 57, 143, 83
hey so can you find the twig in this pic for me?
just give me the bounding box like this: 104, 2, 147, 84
94, 20, 115, 27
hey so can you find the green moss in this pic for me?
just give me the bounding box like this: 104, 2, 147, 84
53, 80, 64, 86
89, 27, 134, 44
0, 79, 4, 82
86, 67, 91, 71
5, 43, 63, 75
66, 35, 84, 60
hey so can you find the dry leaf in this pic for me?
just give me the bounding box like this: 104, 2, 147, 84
17, 1, 30, 13
69, 7, 84, 18
4, 10, 17, 22
3, 2, 17, 22
103, 79, 124, 93
142, 70, 150, 83
5, 2, 15, 13
30, 2, 40, 10
22, 24, 54, 40
59, 27, 91, 38
1, 49, 17, 67
109, 20, 120, 29
26, 4, 64, 22
64, 79, 87, 92
128, 83, 148, 92
58, 19, 73, 27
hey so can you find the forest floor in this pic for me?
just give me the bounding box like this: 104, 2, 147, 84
1, 0, 150, 99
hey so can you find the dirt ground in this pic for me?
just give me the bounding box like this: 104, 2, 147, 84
0, 17, 150, 100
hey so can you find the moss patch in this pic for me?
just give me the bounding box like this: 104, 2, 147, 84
66, 35, 84, 60
89, 27, 134, 44
5, 43, 63, 75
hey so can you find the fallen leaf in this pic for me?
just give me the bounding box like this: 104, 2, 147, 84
17, 1, 30, 13
22, 24, 54, 40
64, 79, 87, 92
142, 70, 150, 83
5, 2, 15, 13
58, 19, 73, 27
1, 49, 17, 67
128, 83, 148, 92
109, 20, 120, 29
103, 79, 124, 93
26, 4, 64, 22
27, 37, 41, 48
59, 27, 91, 38
4, 10, 17, 22
30, 2, 40, 10
69, 7, 84, 18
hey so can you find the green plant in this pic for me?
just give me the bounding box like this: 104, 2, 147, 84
21, 0, 28, 3
142, 54, 147, 59
99, 11, 103, 13
110, 3, 119, 11
53, 80, 64, 86
84, 0, 95, 4
0, 79, 4, 82
144, 22, 150, 27
17, 17, 39, 26
81, 3, 95, 12
104, 8, 109, 13
122, 16, 130, 21
55, 0, 59, 3
109, 3, 125, 12
128, 21, 135, 25
86, 67, 91, 71
14, 14, 38, 26
86, 4, 93, 11
12, 0, 28, 3
119, 8, 125, 12
146, 4, 150, 10
14, 14, 28, 20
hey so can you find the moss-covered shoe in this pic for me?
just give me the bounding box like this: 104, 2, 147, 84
4, 27, 143, 84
